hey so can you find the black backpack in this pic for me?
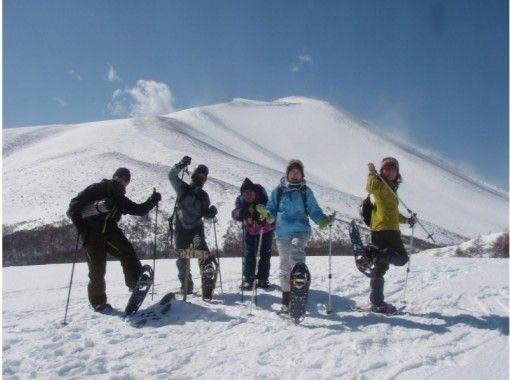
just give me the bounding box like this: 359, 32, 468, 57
360, 195, 375, 227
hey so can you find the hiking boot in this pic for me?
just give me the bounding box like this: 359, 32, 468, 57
137, 265, 153, 287
241, 281, 253, 291
371, 302, 397, 314
356, 256, 374, 269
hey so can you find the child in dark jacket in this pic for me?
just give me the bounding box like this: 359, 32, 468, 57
232, 178, 274, 290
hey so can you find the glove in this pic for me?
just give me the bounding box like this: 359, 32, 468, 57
207, 205, 218, 218
319, 214, 335, 230
319, 218, 330, 230
408, 214, 417, 228
177, 155, 192, 168
368, 162, 376, 172
149, 191, 162, 205
255, 204, 274, 223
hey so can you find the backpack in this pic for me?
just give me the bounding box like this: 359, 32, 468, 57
276, 185, 308, 215
360, 195, 375, 226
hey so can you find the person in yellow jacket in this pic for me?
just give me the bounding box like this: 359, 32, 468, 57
365, 157, 415, 314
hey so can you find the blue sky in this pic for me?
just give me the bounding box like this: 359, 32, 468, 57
3, 0, 508, 189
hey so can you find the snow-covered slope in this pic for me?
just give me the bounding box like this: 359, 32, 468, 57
3, 256, 508, 379
421, 232, 507, 258
3, 97, 508, 245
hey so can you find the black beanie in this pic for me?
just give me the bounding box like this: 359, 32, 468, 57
192, 164, 209, 178
113, 167, 131, 183
240, 178, 257, 194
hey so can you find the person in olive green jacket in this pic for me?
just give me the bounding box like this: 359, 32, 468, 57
365, 157, 414, 314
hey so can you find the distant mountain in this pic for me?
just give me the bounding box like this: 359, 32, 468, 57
3, 97, 508, 256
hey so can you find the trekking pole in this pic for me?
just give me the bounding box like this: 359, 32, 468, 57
327, 222, 333, 314
62, 232, 80, 326
401, 222, 415, 305
241, 222, 246, 303
151, 188, 159, 301
213, 217, 223, 293
374, 172, 435, 243
249, 228, 264, 315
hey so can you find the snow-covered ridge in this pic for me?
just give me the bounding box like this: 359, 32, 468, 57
3, 97, 508, 244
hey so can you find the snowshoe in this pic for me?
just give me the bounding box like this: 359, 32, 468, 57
201, 261, 217, 300
288, 262, 311, 324
93, 303, 112, 313
349, 220, 374, 278
124, 265, 153, 316
351, 303, 405, 316
240, 281, 253, 291
371, 302, 397, 314
256, 280, 271, 289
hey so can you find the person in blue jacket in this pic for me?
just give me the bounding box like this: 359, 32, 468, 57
257, 159, 332, 312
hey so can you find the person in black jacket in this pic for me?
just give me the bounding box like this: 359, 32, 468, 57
232, 178, 274, 290
168, 156, 218, 296
67, 167, 161, 311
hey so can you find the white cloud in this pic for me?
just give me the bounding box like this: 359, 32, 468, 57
107, 64, 120, 81
298, 55, 313, 64
67, 70, 83, 81
52, 97, 67, 107
291, 54, 314, 73
108, 80, 175, 117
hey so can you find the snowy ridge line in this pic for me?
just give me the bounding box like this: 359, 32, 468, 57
337, 106, 508, 199
3, 96, 507, 239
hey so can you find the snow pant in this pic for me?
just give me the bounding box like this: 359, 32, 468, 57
276, 234, 310, 292
84, 228, 142, 308
369, 230, 409, 306
175, 225, 213, 289
243, 230, 273, 284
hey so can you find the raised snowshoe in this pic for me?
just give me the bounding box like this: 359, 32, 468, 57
124, 265, 153, 316
349, 220, 375, 277
201, 261, 217, 300
288, 262, 311, 324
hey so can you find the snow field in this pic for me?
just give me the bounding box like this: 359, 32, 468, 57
3, 255, 508, 379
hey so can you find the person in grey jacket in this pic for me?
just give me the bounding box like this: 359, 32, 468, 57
168, 156, 218, 296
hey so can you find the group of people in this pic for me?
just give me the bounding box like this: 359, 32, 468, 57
68, 155, 413, 314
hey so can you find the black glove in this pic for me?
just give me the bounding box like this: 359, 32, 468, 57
207, 205, 218, 218
149, 191, 162, 205
408, 214, 417, 228
177, 155, 192, 169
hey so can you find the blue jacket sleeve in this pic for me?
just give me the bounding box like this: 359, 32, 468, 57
306, 188, 326, 225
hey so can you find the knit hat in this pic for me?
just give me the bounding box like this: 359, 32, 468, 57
286, 159, 304, 177
240, 178, 257, 194
113, 167, 131, 183
380, 157, 399, 172
192, 164, 209, 178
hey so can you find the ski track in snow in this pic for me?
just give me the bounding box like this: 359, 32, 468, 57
3, 256, 508, 379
